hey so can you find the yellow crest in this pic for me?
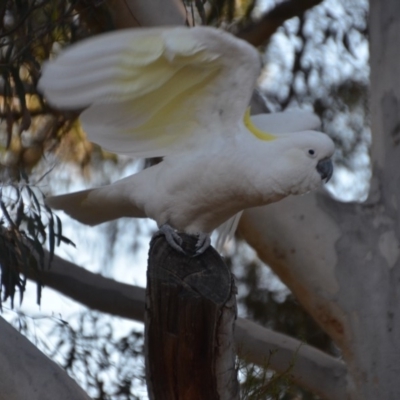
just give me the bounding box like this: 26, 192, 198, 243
244, 108, 276, 141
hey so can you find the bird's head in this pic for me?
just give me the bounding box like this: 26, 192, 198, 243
274, 131, 335, 195
245, 110, 335, 197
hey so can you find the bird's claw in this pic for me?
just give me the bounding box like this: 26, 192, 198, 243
194, 233, 211, 256
155, 224, 186, 255
155, 224, 211, 256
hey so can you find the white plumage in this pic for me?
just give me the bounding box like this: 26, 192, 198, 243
39, 26, 334, 253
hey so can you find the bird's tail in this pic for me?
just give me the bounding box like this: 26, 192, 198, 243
215, 211, 243, 252
46, 186, 146, 226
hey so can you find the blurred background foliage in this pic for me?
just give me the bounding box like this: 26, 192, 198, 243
1, 0, 368, 398
0, 0, 120, 180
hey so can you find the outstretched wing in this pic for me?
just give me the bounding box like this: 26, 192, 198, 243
46, 181, 146, 226
39, 27, 260, 157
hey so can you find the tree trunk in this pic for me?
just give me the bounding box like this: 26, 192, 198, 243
238, 0, 400, 398
343, 0, 400, 397
145, 234, 239, 400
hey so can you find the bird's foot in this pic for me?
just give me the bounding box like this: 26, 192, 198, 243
194, 233, 211, 256
155, 224, 186, 255
154, 224, 211, 256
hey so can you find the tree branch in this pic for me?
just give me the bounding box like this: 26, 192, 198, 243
237, 0, 324, 46
0, 316, 92, 400
239, 192, 356, 352
236, 319, 347, 400
104, 0, 188, 29
23, 250, 347, 400
32, 253, 146, 322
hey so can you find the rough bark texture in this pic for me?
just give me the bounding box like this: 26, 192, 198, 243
145, 234, 239, 400
0, 317, 92, 400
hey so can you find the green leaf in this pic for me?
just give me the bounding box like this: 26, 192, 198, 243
60, 235, 76, 247
55, 214, 62, 246
47, 210, 55, 266
25, 185, 41, 215
0, 200, 16, 227
15, 200, 24, 227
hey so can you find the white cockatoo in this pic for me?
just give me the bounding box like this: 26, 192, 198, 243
39, 26, 334, 255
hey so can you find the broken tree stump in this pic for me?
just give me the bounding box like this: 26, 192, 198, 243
145, 233, 239, 400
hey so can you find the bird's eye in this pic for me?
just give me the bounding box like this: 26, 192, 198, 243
308, 149, 315, 156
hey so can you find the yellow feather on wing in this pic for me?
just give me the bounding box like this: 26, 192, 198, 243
39, 27, 261, 157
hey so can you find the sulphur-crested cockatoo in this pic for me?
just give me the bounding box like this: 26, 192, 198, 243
39, 27, 334, 255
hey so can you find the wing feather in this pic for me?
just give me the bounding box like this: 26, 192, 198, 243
215, 211, 243, 252
80, 67, 218, 156
39, 27, 260, 157
46, 184, 146, 226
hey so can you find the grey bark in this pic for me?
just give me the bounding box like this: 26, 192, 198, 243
0, 316, 92, 400
238, 0, 400, 398
235, 318, 347, 399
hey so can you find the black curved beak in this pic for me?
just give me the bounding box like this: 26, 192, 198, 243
316, 159, 333, 183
